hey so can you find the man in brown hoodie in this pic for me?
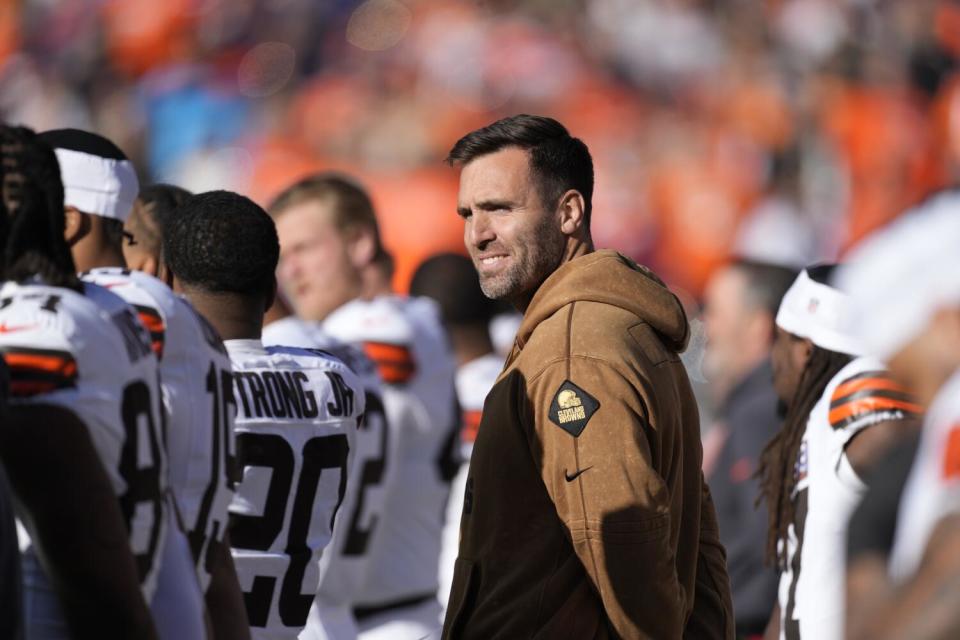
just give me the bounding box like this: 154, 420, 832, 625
441, 115, 734, 640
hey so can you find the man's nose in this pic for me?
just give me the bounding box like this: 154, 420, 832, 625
467, 211, 495, 248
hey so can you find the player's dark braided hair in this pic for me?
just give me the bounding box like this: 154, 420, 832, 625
0, 125, 79, 289
756, 343, 852, 568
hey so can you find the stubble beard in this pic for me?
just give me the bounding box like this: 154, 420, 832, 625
478, 218, 566, 304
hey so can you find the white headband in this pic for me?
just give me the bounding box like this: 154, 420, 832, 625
836, 192, 960, 361
54, 148, 139, 223
776, 269, 864, 356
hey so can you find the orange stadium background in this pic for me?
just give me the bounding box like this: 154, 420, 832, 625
2, 0, 960, 296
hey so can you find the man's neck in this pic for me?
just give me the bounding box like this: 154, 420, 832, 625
76, 245, 127, 272
514, 236, 593, 313
182, 289, 264, 341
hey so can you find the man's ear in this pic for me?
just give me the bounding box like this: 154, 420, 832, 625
557, 190, 587, 236
265, 275, 278, 315
63, 207, 90, 246
346, 227, 377, 269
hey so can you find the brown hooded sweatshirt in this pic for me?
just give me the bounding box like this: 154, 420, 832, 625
442, 250, 734, 639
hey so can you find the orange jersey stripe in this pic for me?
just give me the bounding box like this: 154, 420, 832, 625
4, 352, 77, 377
944, 426, 960, 480
462, 409, 483, 443
363, 342, 416, 384
828, 397, 922, 425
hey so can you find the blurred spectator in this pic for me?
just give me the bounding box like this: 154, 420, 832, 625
701, 259, 797, 637
1, 0, 959, 294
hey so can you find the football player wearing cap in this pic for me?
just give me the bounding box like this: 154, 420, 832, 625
758, 266, 920, 640
0, 125, 159, 638
837, 190, 960, 639
267, 174, 458, 640
40, 129, 247, 640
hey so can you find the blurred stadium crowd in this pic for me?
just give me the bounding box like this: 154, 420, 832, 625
5, 0, 960, 295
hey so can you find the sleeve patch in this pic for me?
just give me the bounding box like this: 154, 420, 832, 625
828, 370, 921, 430
362, 341, 416, 384
1, 346, 78, 396
134, 304, 165, 361
548, 380, 600, 437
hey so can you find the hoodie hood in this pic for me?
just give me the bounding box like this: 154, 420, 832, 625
516, 250, 690, 353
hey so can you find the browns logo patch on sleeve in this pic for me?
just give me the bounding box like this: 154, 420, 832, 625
362, 342, 416, 384
549, 380, 600, 437
1, 346, 78, 396
828, 370, 922, 430
134, 304, 165, 360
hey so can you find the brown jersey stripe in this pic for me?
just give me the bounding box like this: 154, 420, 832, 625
362, 342, 416, 384
1, 346, 78, 396
830, 387, 917, 410
828, 397, 922, 428
833, 376, 909, 403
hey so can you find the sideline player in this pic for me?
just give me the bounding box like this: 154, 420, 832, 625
837, 191, 960, 639
263, 310, 398, 640
268, 174, 458, 638
408, 253, 503, 612
164, 190, 364, 639
41, 129, 247, 639
758, 266, 920, 640
0, 125, 161, 638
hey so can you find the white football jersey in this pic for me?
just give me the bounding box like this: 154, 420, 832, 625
777, 357, 920, 640
438, 353, 503, 614
0, 281, 168, 605
83, 267, 237, 594
226, 340, 363, 639
322, 296, 460, 615
264, 317, 397, 640
889, 370, 960, 580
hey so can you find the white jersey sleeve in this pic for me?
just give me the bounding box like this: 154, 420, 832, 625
778, 357, 920, 640
226, 340, 363, 639
0, 281, 168, 602
83, 268, 238, 594
439, 353, 503, 616
890, 371, 960, 580
323, 296, 460, 615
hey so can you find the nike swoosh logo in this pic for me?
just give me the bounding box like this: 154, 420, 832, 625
564, 466, 593, 482
0, 323, 38, 334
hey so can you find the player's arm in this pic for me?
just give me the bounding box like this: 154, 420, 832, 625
204, 530, 251, 640
527, 358, 685, 639
0, 404, 158, 640
844, 417, 920, 480
849, 513, 960, 640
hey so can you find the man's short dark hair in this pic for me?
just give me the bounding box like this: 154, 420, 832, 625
129, 183, 192, 256
730, 259, 798, 318
163, 190, 278, 301
409, 253, 496, 327
446, 114, 595, 227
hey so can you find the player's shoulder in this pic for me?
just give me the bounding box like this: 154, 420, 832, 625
263, 316, 335, 350
324, 296, 416, 345
0, 282, 134, 397
825, 356, 922, 431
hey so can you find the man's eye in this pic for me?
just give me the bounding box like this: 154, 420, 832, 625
123, 231, 138, 246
